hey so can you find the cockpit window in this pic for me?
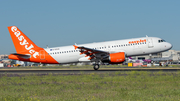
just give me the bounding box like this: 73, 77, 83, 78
158, 39, 166, 43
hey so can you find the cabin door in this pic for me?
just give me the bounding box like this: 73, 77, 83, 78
147, 38, 154, 48
40, 50, 45, 60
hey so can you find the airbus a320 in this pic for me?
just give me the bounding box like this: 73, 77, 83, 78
8, 26, 172, 70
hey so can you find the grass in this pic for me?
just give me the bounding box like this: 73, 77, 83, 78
0, 71, 180, 101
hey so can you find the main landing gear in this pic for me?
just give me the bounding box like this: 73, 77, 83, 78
93, 64, 100, 70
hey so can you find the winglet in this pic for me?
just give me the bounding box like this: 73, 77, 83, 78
73, 45, 78, 50
129, 57, 132, 59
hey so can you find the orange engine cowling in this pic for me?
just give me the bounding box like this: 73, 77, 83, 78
102, 52, 126, 64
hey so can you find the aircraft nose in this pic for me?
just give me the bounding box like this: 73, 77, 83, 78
166, 42, 173, 50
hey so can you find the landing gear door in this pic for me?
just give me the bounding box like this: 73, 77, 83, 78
40, 50, 45, 60
147, 38, 154, 48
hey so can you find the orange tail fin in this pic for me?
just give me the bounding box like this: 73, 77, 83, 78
8, 26, 42, 58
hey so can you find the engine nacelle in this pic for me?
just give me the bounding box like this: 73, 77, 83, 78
102, 52, 125, 64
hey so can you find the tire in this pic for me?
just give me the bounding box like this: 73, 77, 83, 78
93, 64, 99, 70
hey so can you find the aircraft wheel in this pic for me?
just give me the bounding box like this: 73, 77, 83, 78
93, 64, 99, 70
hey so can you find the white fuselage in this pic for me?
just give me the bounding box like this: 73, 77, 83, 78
44, 37, 172, 64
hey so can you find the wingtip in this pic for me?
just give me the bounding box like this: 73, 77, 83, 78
73, 45, 78, 50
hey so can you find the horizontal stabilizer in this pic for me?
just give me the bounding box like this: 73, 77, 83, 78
11, 53, 31, 59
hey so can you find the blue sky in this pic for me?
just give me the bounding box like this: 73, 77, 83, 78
0, 0, 180, 54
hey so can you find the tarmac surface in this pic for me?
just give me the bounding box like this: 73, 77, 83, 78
0, 67, 180, 74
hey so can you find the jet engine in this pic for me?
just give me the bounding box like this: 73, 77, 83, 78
102, 52, 125, 64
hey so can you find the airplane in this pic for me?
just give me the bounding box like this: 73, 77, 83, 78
151, 55, 173, 61
7, 26, 172, 70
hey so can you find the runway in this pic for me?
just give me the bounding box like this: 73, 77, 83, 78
0, 68, 180, 74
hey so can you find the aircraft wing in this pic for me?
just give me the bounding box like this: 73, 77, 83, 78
73, 45, 109, 61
